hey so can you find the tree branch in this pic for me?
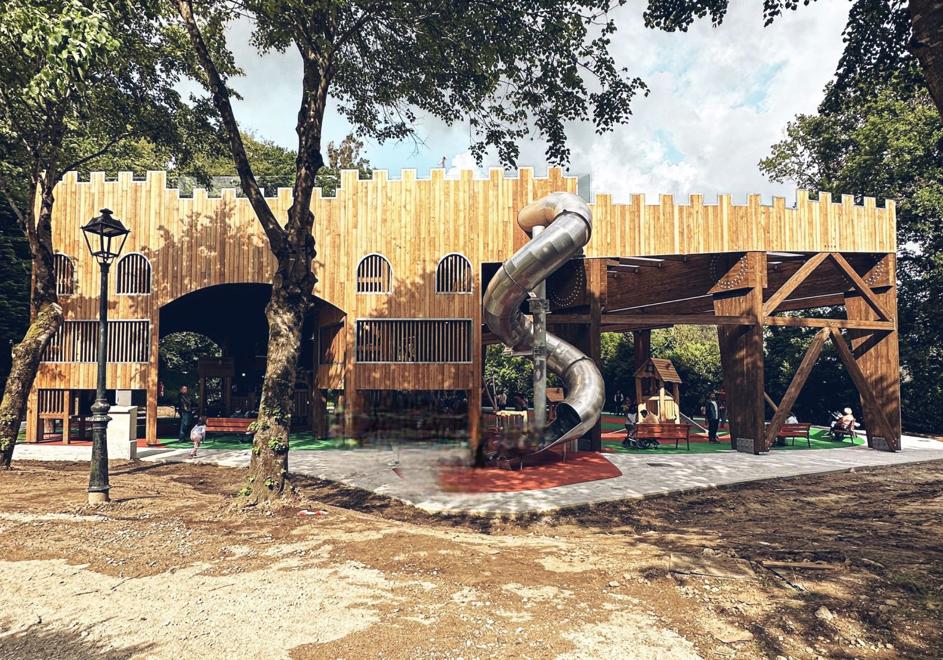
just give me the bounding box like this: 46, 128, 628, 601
0, 172, 27, 233
59, 134, 126, 175
175, 0, 285, 252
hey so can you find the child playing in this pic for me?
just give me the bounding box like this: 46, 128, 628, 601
189, 416, 207, 458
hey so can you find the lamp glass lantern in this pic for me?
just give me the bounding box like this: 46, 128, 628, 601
81, 208, 130, 264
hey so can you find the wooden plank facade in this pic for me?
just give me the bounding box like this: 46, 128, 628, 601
28, 168, 900, 452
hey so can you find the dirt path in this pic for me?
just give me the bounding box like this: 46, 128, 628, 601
0, 460, 940, 659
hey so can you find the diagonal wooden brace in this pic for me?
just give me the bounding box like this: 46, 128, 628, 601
829, 253, 892, 322
828, 328, 898, 449
762, 252, 829, 317
764, 328, 829, 450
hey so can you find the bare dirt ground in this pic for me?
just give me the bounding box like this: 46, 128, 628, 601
0, 459, 941, 660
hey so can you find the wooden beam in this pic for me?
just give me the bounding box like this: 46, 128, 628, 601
828, 328, 897, 449
764, 391, 779, 413
829, 253, 891, 321
600, 313, 758, 326
597, 323, 672, 333
762, 252, 829, 316
763, 316, 894, 331
617, 257, 664, 268
764, 328, 829, 449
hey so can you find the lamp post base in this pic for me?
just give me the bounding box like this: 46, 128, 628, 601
87, 490, 110, 504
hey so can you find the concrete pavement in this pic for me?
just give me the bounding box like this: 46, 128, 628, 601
13, 434, 943, 515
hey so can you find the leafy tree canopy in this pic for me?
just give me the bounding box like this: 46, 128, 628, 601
0, 0, 221, 202
222, 0, 648, 166
761, 70, 943, 433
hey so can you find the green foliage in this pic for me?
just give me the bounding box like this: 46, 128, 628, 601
761, 69, 943, 433
157, 332, 221, 404
600, 332, 635, 406
651, 326, 722, 415
484, 344, 534, 401
0, 0, 221, 192
0, 200, 29, 384
172, 131, 371, 197
317, 134, 374, 197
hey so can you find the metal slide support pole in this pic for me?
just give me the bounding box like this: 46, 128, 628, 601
530, 225, 548, 445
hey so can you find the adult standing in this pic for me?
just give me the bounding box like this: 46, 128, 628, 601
705, 391, 720, 444
613, 390, 626, 413
176, 385, 196, 444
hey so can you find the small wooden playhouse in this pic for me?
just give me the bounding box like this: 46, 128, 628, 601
634, 357, 682, 424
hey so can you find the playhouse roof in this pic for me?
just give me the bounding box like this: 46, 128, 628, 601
634, 358, 682, 383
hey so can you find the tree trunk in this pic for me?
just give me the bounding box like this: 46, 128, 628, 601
0, 175, 63, 469
0, 303, 63, 468
244, 240, 315, 501
910, 0, 943, 118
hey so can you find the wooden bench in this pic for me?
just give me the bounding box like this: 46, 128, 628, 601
773, 422, 813, 447
205, 417, 254, 441
635, 423, 691, 450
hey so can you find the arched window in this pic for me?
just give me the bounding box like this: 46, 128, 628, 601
356, 253, 392, 293
435, 253, 473, 294
116, 253, 151, 294
53, 253, 75, 296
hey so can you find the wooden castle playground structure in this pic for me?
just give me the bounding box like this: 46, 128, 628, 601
26, 168, 902, 454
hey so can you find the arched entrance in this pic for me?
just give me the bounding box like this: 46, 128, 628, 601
153, 283, 345, 443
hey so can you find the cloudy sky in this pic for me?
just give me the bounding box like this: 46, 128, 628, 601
217, 2, 850, 203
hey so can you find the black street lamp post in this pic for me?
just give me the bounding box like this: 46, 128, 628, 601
81, 209, 130, 504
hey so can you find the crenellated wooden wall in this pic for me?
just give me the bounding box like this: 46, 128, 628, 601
30, 167, 897, 444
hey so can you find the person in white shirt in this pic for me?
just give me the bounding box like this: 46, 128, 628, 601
190, 417, 207, 458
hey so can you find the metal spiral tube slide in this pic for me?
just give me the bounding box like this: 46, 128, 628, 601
482, 192, 605, 453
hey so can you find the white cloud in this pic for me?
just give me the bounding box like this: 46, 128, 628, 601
445, 151, 481, 179
214, 2, 849, 201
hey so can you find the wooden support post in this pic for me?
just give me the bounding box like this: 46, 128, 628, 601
554, 260, 604, 451
634, 329, 650, 414
840, 254, 900, 450
468, 296, 484, 456
584, 259, 605, 451
146, 315, 159, 446
658, 385, 666, 422
62, 389, 71, 445
311, 389, 328, 438
764, 328, 829, 450
342, 318, 360, 437
468, 384, 481, 451
198, 376, 206, 417
25, 389, 38, 443
712, 252, 766, 453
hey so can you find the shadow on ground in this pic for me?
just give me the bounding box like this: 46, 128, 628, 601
0, 620, 155, 660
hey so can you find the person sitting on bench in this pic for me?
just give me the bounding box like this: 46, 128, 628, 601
831, 407, 856, 441
775, 411, 800, 446
622, 407, 639, 448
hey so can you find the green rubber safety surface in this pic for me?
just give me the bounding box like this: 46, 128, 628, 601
602, 428, 864, 455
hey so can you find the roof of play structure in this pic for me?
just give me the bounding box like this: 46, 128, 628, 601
634, 358, 682, 384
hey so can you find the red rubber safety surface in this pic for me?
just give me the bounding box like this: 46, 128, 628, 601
439, 449, 622, 493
